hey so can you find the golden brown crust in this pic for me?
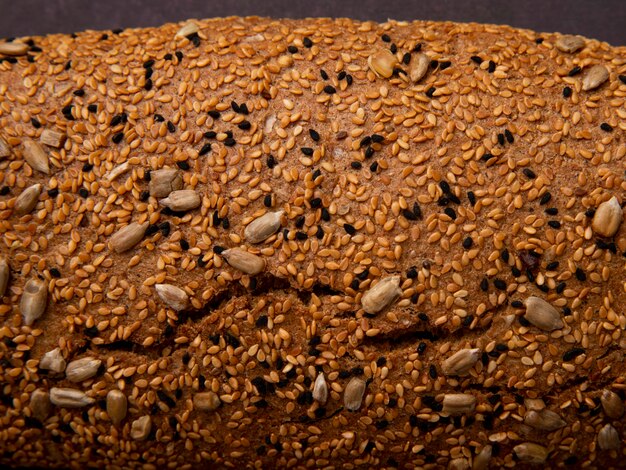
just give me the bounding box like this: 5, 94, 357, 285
0, 16, 625, 469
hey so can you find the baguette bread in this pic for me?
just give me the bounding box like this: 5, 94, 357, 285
0, 16, 625, 469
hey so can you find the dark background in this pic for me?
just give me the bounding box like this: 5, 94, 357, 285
1, 0, 624, 46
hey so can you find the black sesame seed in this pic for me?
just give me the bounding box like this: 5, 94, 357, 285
238, 120, 251, 130
224, 137, 236, 147
198, 143, 212, 156
46, 188, 58, 197
364, 146, 375, 159
49, 267, 61, 278
159, 222, 170, 237
64, 60, 72, 70
480, 152, 495, 162
309, 129, 320, 141
321, 208, 330, 221
0, 186, 10, 196
511, 300, 524, 308
350, 161, 362, 170
406, 266, 417, 279
523, 168, 536, 179
480, 278, 489, 292
369, 161, 378, 172
179, 239, 189, 251
470, 55, 483, 64
166, 121, 176, 133
539, 192, 552, 205
575, 267, 586, 281
439, 181, 451, 194
323, 85, 336, 95
175, 51, 183, 61
488, 60, 496, 73
519, 316, 531, 327
78, 188, 89, 198
390, 43, 397, 54
371, 134, 384, 143
381, 33, 391, 42
600, 122, 613, 132
493, 279, 507, 291
144, 79, 152, 91
439, 60, 451, 70
500, 248, 510, 263
287, 45, 298, 54
176, 161, 190, 170
310, 197, 322, 208
145, 224, 158, 237
548, 220, 561, 229
337, 71, 346, 80
467, 191, 476, 206
556, 282, 566, 294
139, 190, 150, 202
462, 237, 473, 249
343, 223, 356, 235
294, 216, 305, 229
585, 208, 596, 218
153, 113, 165, 122
30, 117, 41, 128
412, 202, 423, 219
402, 52, 411, 65
443, 207, 456, 220
425, 86, 436, 98
505, 130, 514, 143
266, 155, 277, 169
301, 147, 313, 156
563, 86, 572, 98
303, 37, 313, 48
429, 365, 438, 379
497, 133, 505, 146
545, 207, 559, 215
546, 261, 559, 271
87, 104, 97, 113
402, 208, 418, 221
320, 69, 329, 80
568, 66, 582, 76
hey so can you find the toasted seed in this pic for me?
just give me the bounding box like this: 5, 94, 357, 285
149, 168, 183, 198
368, 49, 397, 78
598, 424, 620, 450
361, 276, 401, 314
0, 257, 9, 297
244, 210, 284, 243
130, 415, 152, 440
472, 445, 492, 470
0, 41, 29, 56
65, 357, 102, 382
513, 443, 549, 464
601, 390, 624, 419
344, 377, 366, 411
40, 129, 66, 148
222, 248, 266, 275
49, 387, 95, 408
0, 135, 10, 158
591, 196, 622, 237
555, 35, 585, 53
442, 394, 476, 415
441, 348, 481, 376
524, 409, 566, 431
23, 139, 50, 174
30, 389, 51, 421
409, 53, 429, 83
20, 279, 48, 326
155, 283, 189, 310
524, 398, 546, 411
313, 372, 328, 405
159, 189, 201, 211
105, 161, 130, 181
524, 296, 563, 331
582, 64, 609, 91
14, 183, 42, 215
175, 22, 199, 38
39, 347, 66, 373
107, 390, 128, 425
109, 221, 148, 253
193, 392, 221, 411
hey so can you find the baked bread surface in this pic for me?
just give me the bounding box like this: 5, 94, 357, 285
0, 16, 625, 469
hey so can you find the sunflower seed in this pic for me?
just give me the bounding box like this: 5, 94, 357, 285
40, 129, 66, 148
0, 42, 29, 56
601, 390, 624, 419
65, 357, 102, 382
130, 416, 152, 440
524, 296, 563, 331
441, 348, 481, 376
513, 443, 549, 464
155, 283, 189, 310
244, 210, 284, 243
14, 183, 42, 215
368, 49, 397, 78
313, 372, 328, 405
472, 445, 492, 470
555, 35, 585, 53
592, 196, 622, 238
0, 135, 10, 158
106, 390, 127, 425
582, 64, 609, 91
149, 168, 183, 198
524, 409, 566, 431
159, 189, 201, 211
442, 393, 476, 415
598, 423, 620, 450
49, 387, 95, 408
30, 389, 51, 421
409, 53, 429, 83
361, 276, 401, 314
20, 279, 47, 326
23, 139, 50, 174
193, 391, 221, 411
175, 22, 199, 38
39, 347, 66, 373
0, 257, 9, 297
344, 377, 366, 411
222, 248, 266, 275
109, 221, 148, 253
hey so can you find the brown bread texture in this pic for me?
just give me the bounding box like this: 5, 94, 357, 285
0, 16, 625, 469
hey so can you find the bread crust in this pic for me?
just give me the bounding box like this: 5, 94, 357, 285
0, 17, 625, 469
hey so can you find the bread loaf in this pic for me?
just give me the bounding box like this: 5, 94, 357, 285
0, 16, 625, 469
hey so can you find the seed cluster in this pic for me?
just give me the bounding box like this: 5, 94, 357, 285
0, 16, 625, 469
